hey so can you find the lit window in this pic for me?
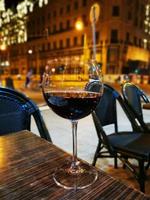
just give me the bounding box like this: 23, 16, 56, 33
143, 39, 148, 49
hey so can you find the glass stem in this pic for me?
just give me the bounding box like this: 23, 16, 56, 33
71, 120, 78, 166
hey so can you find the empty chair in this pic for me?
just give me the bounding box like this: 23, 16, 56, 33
0, 87, 52, 142
122, 82, 150, 132
89, 83, 150, 192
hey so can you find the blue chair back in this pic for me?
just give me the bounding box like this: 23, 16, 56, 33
0, 87, 52, 142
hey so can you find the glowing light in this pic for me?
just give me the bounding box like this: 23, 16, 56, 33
39, 0, 48, 7
51, 68, 55, 73
143, 39, 148, 49
0, 0, 49, 47
28, 49, 33, 54
144, 20, 148, 25
75, 19, 84, 31
0, 0, 5, 11
0, 43, 7, 51
17, 0, 34, 17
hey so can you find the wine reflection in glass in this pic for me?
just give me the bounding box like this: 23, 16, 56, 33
42, 60, 103, 190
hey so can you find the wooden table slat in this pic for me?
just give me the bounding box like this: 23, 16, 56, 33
0, 130, 149, 200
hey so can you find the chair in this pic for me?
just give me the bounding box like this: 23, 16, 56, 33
88, 83, 150, 192
122, 82, 150, 132
0, 87, 52, 142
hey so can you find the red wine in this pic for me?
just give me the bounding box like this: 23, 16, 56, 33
44, 91, 101, 120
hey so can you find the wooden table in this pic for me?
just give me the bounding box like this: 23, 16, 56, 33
0, 130, 149, 200
143, 102, 150, 110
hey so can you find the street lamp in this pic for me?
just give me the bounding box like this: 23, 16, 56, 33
28, 49, 33, 54
28, 48, 40, 75
75, 19, 90, 76
75, 19, 90, 62
75, 2, 101, 62
75, 19, 84, 31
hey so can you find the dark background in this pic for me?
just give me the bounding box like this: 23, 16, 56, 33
5, 0, 21, 9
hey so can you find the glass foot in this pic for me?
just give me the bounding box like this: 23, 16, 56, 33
53, 161, 98, 190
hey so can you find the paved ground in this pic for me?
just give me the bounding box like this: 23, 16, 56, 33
16, 83, 150, 195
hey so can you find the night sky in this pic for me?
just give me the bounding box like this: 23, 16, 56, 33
5, 0, 22, 9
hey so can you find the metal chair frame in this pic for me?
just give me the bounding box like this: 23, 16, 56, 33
91, 83, 150, 192
122, 82, 150, 132
0, 87, 52, 142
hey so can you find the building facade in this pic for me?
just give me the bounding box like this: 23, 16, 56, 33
3, 0, 150, 76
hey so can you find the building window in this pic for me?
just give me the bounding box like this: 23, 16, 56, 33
48, 13, 51, 20
53, 24, 56, 33
112, 6, 120, 17
82, 0, 87, 7
53, 41, 57, 49
136, 0, 139, 10
60, 7, 63, 15
96, 31, 99, 44
110, 29, 118, 43
134, 36, 137, 46
134, 17, 138, 26
66, 38, 70, 48
74, 36, 78, 46
66, 20, 70, 29
126, 32, 130, 43
59, 40, 63, 48
140, 19, 143, 29
139, 38, 142, 47
127, 11, 132, 20
47, 27, 50, 35
74, 1, 78, 10
42, 44, 45, 51
59, 22, 63, 31
47, 42, 51, 50
66, 4, 70, 13
143, 39, 148, 49
141, 4, 145, 15
81, 34, 84, 46
53, 10, 57, 18
42, 15, 45, 24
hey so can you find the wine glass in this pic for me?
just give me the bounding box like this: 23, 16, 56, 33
42, 59, 103, 190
